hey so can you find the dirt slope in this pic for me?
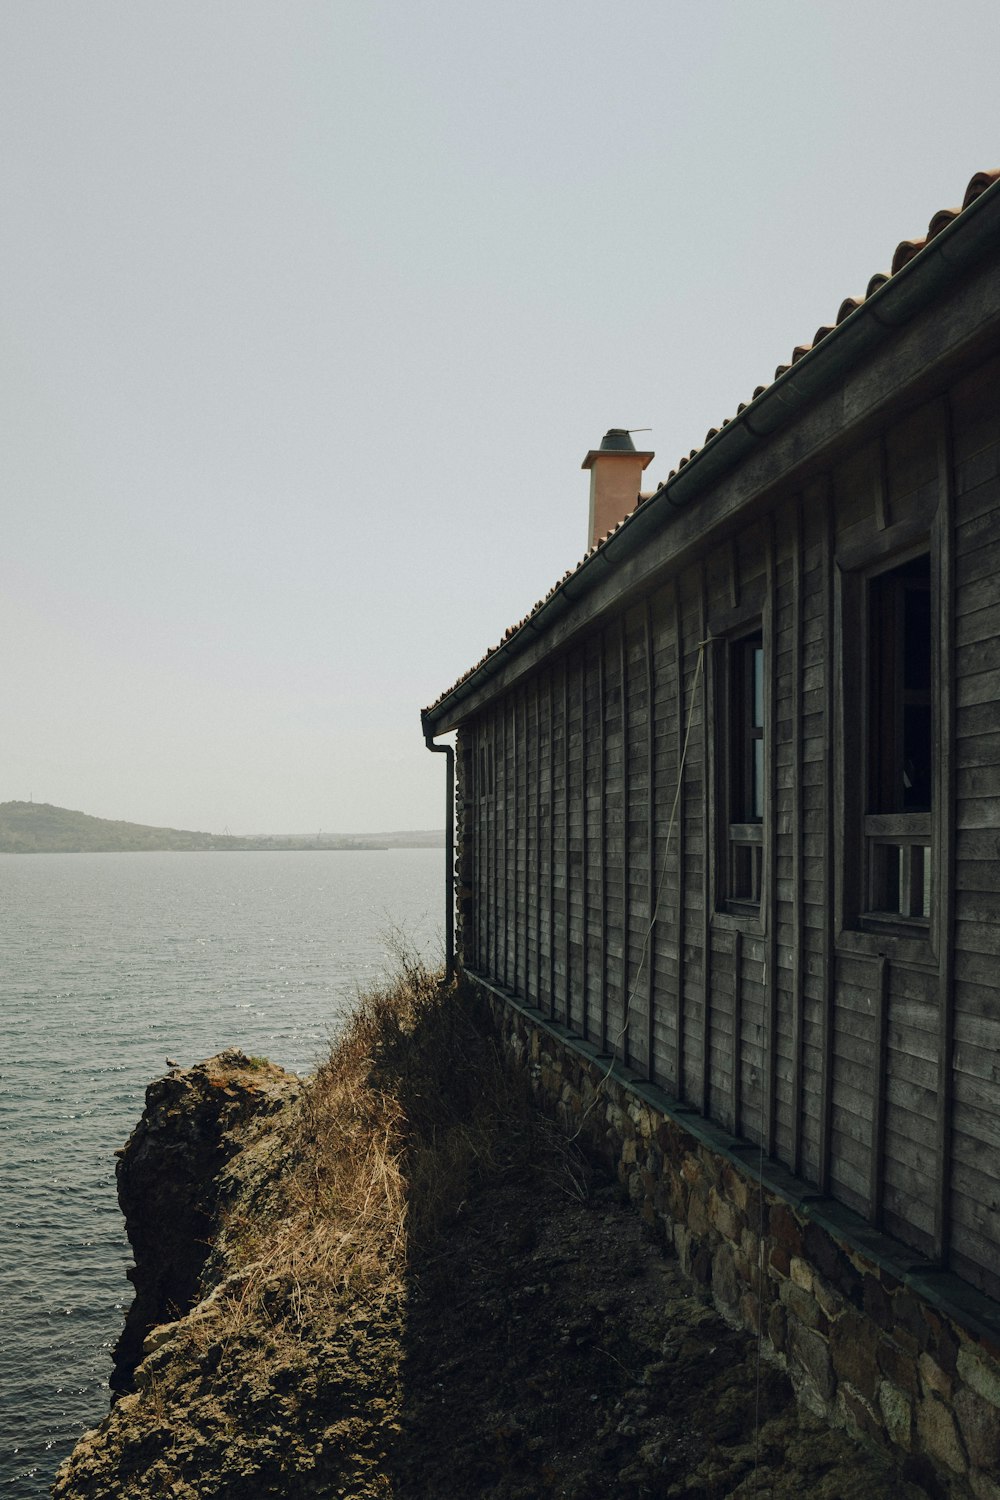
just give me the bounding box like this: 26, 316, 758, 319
53, 975, 942, 1500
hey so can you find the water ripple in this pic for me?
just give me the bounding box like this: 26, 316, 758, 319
0, 848, 441, 1495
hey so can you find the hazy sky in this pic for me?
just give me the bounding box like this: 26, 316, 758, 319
2, 2, 997, 833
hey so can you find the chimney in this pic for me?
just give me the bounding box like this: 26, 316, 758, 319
581, 428, 654, 550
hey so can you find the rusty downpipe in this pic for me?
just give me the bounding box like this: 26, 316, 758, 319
421, 718, 455, 983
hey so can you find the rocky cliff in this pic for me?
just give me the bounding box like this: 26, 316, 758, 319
110, 1050, 302, 1396
53, 975, 941, 1500
52, 1022, 407, 1499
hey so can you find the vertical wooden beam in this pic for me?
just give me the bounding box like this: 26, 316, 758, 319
764, 515, 778, 1155
870, 954, 889, 1228
522, 692, 529, 998
791, 498, 805, 1178
599, 637, 608, 1052
699, 567, 712, 1117
729, 538, 740, 610
620, 618, 631, 1066
580, 651, 589, 1038
646, 599, 657, 1083
875, 435, 889, 531
521, 691, 528, 997
818, 480, 836, 1194
491, 706, 498, 982
473, 721, 481, 972
512, 692, 519, 995
563, 659, 571, 1026
495, 703, 503, 983
535, 679, 543, 1010
732, 930, 743, 1134
674, 585, 686, 1097
934, 399, 956, 1266
548, 671, 556, 1019
501, 700, 509, 989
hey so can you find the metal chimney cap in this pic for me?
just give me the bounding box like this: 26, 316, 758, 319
582, 428, 654, 471
598, 428, 636, 452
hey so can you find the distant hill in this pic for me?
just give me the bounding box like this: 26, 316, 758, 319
0, 803, 444, 854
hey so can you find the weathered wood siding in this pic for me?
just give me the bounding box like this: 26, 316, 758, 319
456, 354, 1000, 1301
950, 353, 1000, 1299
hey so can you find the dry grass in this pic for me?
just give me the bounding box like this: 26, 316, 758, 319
55, 961, 592, 1496
201, 956, 549, 1347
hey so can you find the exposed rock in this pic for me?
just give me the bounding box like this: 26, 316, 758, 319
110, 1050, 301, 1394
53, 987, 951, 1499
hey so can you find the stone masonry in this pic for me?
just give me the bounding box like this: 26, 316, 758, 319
471, 979, 1000, 1500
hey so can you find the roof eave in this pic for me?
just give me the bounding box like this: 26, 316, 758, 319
423, 176, 1000, 736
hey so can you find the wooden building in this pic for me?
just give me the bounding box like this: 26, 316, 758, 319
423, 173, 1000, 1325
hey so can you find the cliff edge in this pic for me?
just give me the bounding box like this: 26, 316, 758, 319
53, 973, 938, 1499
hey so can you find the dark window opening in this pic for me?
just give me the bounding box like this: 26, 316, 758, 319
725, 630, 764, 909
864, 554, 933, 923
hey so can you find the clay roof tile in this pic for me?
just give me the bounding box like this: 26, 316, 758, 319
424, 168, 1000, 720
836, 296, 863, 324
926, 207, 959, 241
891, 237, 927, 275
963, 169, 1000, 207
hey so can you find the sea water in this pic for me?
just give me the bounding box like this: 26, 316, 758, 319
0, 849, 443, 1496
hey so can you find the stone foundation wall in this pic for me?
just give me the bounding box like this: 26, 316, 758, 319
474, 980, 1000, 1499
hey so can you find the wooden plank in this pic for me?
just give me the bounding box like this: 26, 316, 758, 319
674, 586, 686, 1096
955, 918, 1000, 958
955, 832, 1000, 870
955, 602, 1000, 649
512, 691, 520, 996
732, 930, 743, 1134
535, 682, 542, 1007
954, 977, 1000, 1024
819, 481, 835, 1193
495, 703, 502, 983
484, 711, 491, 976
950, 1241, 1000, 1304
597, 637, 608, 1050
791, 497, 806, 1177
508, 697, 516, 990
953, 1096, 1000, 1156
764, 513, 778, 1153
954, 569, 1000, 618
488, 714, 497, 972
564, 662, 573, 1026
869, 955, 889, 1228
956, 731, 1000, 769
579, 654, 589, 1038
955, 534, 1000, 587
875, 434, 889, 530
699, 568, 711, 1114
472, 721, 482, 971
935, 402, 956, 1265
551, 678, 560, 1020
645, 599, 657, 1081
620, 618, 630, 1066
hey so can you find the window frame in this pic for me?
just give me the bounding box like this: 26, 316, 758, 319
840, 540, 938, 945
713, 617, 767, 921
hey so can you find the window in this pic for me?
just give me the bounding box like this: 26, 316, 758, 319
864, 554, 932, 922
724, 629, 764, 909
